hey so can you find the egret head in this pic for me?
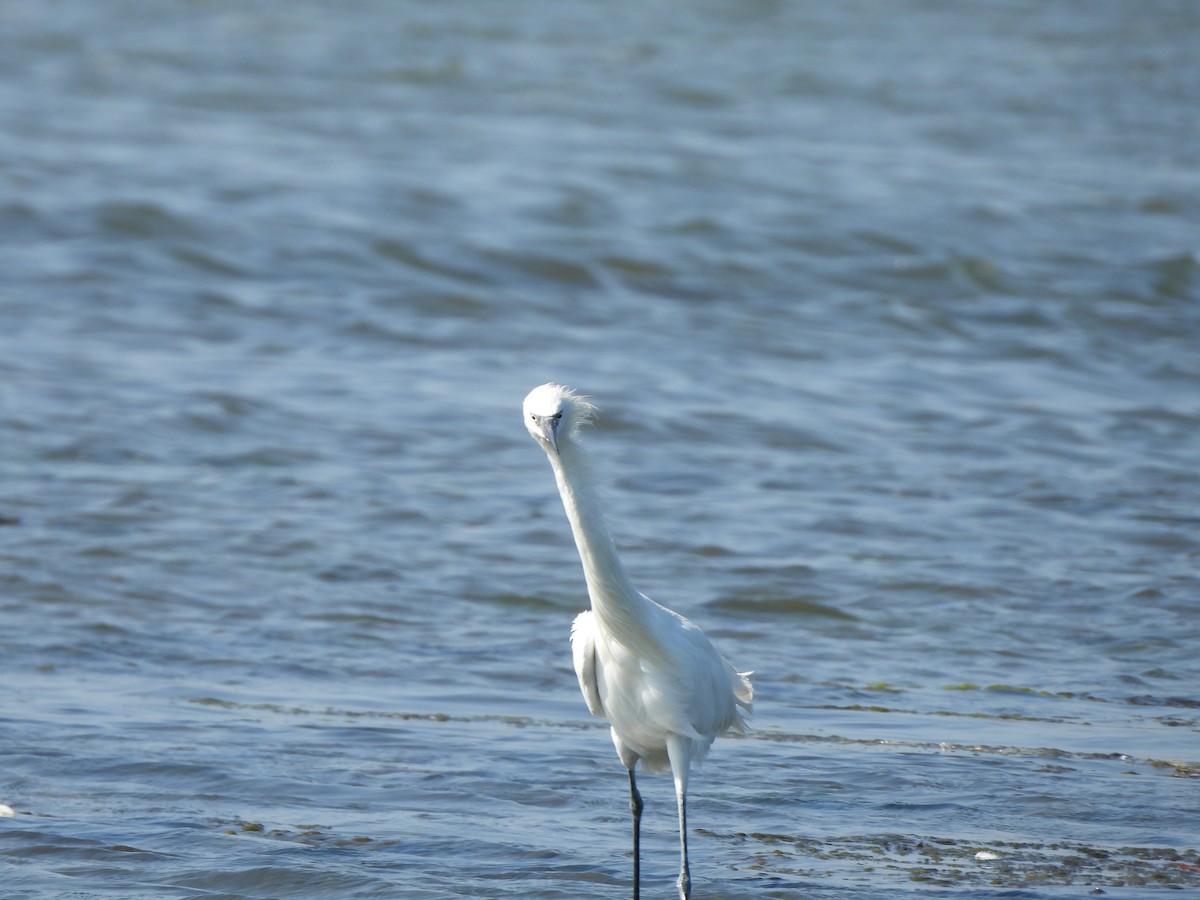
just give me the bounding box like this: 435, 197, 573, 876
523, 383, 595, 454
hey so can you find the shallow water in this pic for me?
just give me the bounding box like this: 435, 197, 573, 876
2, 1, 1198, 897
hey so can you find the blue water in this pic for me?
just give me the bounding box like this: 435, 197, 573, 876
2, 1, 1198, 897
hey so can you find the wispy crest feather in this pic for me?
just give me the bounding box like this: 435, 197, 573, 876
526, 382, 596, 441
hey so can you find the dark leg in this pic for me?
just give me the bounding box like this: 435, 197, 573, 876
629, 768, 644, 900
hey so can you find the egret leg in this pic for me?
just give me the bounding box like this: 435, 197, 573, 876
676, 788, 690, 900
666, 735, 694, 900
629, 768, 643, 900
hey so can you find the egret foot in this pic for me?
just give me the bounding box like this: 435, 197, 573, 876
677, 866, 691, 899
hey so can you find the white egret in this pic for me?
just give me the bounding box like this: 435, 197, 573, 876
523, 383, 753, 900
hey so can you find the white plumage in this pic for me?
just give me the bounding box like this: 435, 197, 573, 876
523, 383, 752, 900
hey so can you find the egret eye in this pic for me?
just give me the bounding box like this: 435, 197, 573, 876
553, 412, 563, 420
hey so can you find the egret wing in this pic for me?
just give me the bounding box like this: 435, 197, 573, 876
570, 610, 605, 718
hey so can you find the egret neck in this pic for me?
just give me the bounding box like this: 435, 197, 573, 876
547, 440, 660, 650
